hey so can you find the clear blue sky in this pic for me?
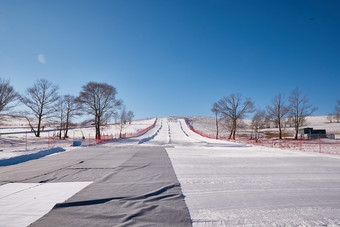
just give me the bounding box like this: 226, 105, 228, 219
0, 0, 339, 119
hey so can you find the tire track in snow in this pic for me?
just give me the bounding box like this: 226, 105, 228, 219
168, 123, 172, 144
138, 121, 163, 144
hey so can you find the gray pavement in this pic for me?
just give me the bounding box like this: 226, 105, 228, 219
0, 145, 192, 226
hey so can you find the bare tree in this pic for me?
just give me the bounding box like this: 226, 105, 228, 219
63, 95, 82, 138
251, 109, 265, 139
76, 82, 121, 139
286, 117, 294, 127
116, 106, 127, 138
335, 112, 340, 123
221, 118, 233, 134
127, 110, 134, 124
20, 79, 59, 137
215, 93, 255, 139
55, 97, 65, 139
112, 111, 119, 124
55, 95, 82, 139
211, 103, 221, 139
266, 94, 290, 139
336, 100, 340, 114
264, 117, 272, 128
0, 79, 17, 113
327, 113, 333, 123
288, 87, 317, 139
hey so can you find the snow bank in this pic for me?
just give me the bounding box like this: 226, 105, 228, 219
0, 147, 69, 166
138, 121, 162, 144
0, 182, 92, 226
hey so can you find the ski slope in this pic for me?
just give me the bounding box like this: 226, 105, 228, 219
1, 117, 340, 226
117, 117, 237, 148
115, 117, 340, 226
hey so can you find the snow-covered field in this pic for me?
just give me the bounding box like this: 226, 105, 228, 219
119, 117, 340, 226
167, 145, 340, 226
1, 116, 340, 226
187, 115, 340, 139
0, 115, 156, 162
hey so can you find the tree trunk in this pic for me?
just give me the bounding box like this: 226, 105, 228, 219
215, 113, 219, 139
278, 120, 282, 139
119, 123, 123, 138
97, 115, 101, 139
37, 116, 42, 137
228, 130, 233, 140
96, 125, 100, 139
59, 125, 62, 139
64, 114, 70, 139
232, 121, 237, 140
294, 126, 299, 140
95, 114, 101, 139
64, 127, 69, 139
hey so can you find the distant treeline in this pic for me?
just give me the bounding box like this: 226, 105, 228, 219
0, 78, 134, 139
211, 89, 339, 140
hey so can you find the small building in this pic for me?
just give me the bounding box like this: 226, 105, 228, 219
299, 127, 327, 139
299, 128, 313, 135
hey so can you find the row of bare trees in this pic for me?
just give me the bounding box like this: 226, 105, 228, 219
0, 78, 134, 139
212, 88, 319, 140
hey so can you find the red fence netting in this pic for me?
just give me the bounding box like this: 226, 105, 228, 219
1, 119, 158, 151
184, 118, 340, 155
86, 118, 157, 146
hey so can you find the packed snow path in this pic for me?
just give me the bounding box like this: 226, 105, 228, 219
137, 118, 340, 226
0, 117, 340, 226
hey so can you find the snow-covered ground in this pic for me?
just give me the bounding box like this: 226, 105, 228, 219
187, 115, 340, 139
109, 117, 340, 226
167, 145, 340, 226
186, 116, 340, 155
0, 182, 92, 226
0, 116, 156, 162
1, 116, 340, 226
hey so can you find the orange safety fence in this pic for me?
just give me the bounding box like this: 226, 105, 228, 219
86, 118, 157, 146
184, 119, 215, 139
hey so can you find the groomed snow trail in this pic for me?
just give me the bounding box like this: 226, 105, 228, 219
127, 117, 340, 226
1, 117, 340, 226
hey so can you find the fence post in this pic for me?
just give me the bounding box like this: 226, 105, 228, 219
48, 131, 50, 148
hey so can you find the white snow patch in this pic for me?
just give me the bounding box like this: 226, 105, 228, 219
162, 117, 340, 226
0, 182, 92, 226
